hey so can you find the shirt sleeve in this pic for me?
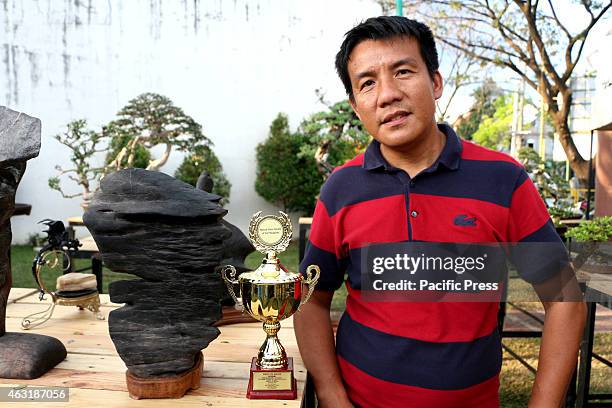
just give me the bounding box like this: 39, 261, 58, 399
506, 169, 570, 284
299, 198, 347, 291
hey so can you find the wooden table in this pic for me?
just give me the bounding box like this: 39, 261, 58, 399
1, 288, 307, 407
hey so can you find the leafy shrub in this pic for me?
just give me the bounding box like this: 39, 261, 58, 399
255, 99, 369, 215
255, 114, 322, 214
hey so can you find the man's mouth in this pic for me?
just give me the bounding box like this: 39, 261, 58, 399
381, 111, 411, 126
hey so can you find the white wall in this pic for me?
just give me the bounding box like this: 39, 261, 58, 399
1, 0, 382, 243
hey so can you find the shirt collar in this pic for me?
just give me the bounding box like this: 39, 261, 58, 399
363, 123, 462, 172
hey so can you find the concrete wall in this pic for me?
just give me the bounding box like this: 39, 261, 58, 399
1, 0, 382, 243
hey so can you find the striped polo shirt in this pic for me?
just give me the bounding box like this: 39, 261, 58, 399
299, 124, 563, 408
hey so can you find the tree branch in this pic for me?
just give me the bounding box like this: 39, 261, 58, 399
146, 143, 172, 171
512, 0, 563, 88
561, 2, 612, 83
546, 0, 571, 40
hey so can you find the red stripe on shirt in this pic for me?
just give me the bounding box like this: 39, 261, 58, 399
309, 199, 341, 257
333, 194, 409, 249
461, 140, 522, 165
410, 193, 508, 242
345, 286, 499, 342
507, 178, 550, 242
332, 152, 365, 174
338, 355, 500, 408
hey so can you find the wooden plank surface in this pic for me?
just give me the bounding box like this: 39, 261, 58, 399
1, 288, 305, 407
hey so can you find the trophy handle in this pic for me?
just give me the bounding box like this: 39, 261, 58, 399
298, 265, 320, 311
220, 265, 240, 305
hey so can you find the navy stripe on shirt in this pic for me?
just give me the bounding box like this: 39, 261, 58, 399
322, 157, 526, 217
300, 241, 348, 291
336, 312, 502, 390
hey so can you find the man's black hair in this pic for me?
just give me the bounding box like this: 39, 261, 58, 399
335, 16, 439, 100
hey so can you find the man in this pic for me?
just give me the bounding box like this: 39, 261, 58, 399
294, 16, 586, 408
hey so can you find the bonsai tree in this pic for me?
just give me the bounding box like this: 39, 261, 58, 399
50, 93, 228, 208
300, 92, 370, 179
105, 93, 214, 171
175, 145, 231, 205
48, 119, 108, 205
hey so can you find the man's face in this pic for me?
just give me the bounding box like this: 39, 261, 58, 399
347, 37, 443, 149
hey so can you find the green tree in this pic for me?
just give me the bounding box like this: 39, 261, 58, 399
455, 79, 502, 140
255, 114, 322, 214
472, 94, 514, 149
175, 145, 232, 205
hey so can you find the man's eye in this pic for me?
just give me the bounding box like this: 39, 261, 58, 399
397, 69, 412, 76
361, 80, 374, 90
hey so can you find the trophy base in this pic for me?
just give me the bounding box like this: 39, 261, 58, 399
246, 357, 297, 400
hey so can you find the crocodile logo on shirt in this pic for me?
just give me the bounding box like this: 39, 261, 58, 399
454, 214, 477, 227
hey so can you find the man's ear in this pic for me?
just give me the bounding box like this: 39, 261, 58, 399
433, 70, 444, 100
349, 97, 362, 121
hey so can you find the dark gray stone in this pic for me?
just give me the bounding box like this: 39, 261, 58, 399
0, 108, 64, 380
0, 333, 67, 379
0, 106, 41, 163
83, 168, 230, 377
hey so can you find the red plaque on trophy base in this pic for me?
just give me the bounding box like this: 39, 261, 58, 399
246, 357, 297, 400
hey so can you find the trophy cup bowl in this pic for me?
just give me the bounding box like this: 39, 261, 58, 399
221, 263, 319, 370
220, 211, 319, 399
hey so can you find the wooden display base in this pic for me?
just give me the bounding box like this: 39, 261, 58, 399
246, 357, 297, 400
126, 352, 203, 400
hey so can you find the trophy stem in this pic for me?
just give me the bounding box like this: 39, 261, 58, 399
257, 321, 287, 370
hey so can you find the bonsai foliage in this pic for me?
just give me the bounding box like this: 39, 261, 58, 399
50, 93, 228, 204
565, 217, 612, 242
298, 96, 370, 179
175, 145, 231, 205
255, 114, 322, 214
105, 93, 213, 171
48, 119, 107, 200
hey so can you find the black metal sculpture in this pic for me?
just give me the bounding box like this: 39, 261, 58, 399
21, 220, 102, 329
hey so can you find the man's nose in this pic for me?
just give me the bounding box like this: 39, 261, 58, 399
377, 75, 403, 108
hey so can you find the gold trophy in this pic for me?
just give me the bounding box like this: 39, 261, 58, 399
221, 211, 320, 399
